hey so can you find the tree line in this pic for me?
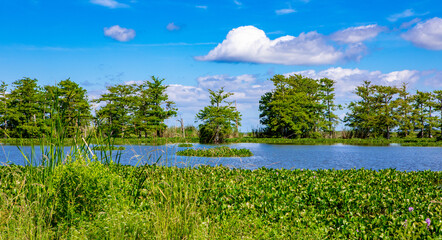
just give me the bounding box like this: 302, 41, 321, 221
0, 76, 176, 138
0, 75, 441, 142
258, 75, 442, 140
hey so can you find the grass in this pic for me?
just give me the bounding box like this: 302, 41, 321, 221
176, 146, 253, 157
177, 143, 193, 147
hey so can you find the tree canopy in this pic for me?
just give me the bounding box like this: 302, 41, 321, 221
196, 88, 241, 144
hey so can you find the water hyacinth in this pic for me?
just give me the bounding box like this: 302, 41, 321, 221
426, 218, 431, 229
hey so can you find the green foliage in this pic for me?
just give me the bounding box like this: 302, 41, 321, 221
176, 146, 253, 157
133, 76, 177, 137
94, 76, 177, 138
91, 145, 126, 151
177, 143, 193, 147
1, 163, 440, 239
196, 88, 241, 144
345, 81, 442, 139
259, 74, 339, 138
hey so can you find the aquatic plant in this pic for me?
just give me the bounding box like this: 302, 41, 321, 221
176, 146, 253, 157
177, 143, 193, 147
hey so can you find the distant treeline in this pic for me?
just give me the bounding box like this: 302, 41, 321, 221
0, 75, 441, 139
0, 76, 176, 138
257, 75, 442, 139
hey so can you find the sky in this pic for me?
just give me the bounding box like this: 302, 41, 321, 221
1, 0, 442, 131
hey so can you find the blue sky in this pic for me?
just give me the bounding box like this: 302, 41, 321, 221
1, 0, 442, 131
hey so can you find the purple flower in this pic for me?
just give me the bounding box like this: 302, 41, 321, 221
403, 219, 407, 228
408, 207, 414, 212
313, 176, 316, 179
356, 229, 359, 233
426, 218, 431, 229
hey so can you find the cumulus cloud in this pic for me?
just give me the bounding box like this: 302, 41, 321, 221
388, 9, 416, 22
330, 24, 386, 43
166, 22, 180, 31
402, 17, 442, 50
104, 25, 136, 42
275, 8, 296, 15
90, 0, 128, 8
195, 25, 366, 65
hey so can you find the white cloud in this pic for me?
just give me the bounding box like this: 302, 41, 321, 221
195, 25, 365, 65
90, 0, 128, 8
195, 5, 207, 9
104, 25, 136, 42
233, 0, 242, 6
400, 18, 421, 29
381, 70, 420, 83
275, 8, 296, 15
330, 24, 386, 43
388, 9, 415, 22
402, 17, 442, 50
166, 22, 180, 31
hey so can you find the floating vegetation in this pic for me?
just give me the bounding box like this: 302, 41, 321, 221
91, 146, 125, 151
177, 146, 253, 157
177, 143, 193, 147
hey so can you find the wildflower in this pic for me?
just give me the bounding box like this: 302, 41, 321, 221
356, 229, 359, 233
408, 207, 414, 212
403, 219, 407, 228
313, 176, 316, 179
425, 218, 431, 229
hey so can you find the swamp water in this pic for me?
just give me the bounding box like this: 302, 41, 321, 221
1, 143, 441, 171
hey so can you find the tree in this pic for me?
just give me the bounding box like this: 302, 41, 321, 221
56, 79, 92, 137
434, 90, 442, 138
412, 91, 432, 138
196, 88, 241, 144
0, 81, 8, 138
397, 83, 414, 137
94, 84, 136, 138
133, 76, 177, 137
7, 78, 45, 138
344, 81, 376, 138
372, 85, 400, 139
259, 74, 327, 138
318, 78, 341, 137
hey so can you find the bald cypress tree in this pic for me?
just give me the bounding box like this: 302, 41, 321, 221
196, 88, 241, 144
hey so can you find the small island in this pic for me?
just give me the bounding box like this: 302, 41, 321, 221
177, 143, 193, 147
177, 146, 253, 157
91, 146, 126, 151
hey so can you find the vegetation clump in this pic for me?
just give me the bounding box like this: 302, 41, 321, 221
91, 145, 125, 151
177, 143, 193, 147
177, 146, 252, 157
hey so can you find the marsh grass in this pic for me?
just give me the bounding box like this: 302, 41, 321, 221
177, 146, 253, 157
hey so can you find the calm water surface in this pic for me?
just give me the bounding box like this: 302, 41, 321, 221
1, 143, 441, 171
